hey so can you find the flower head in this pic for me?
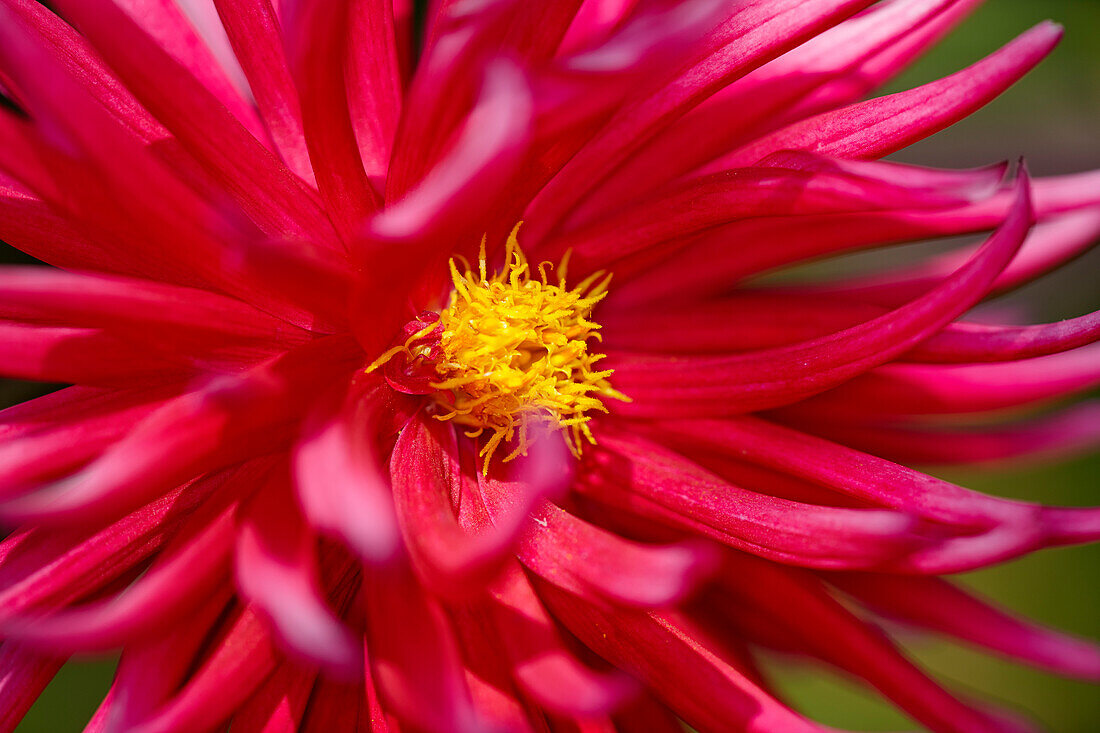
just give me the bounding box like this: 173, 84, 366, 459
0, 1, 1098, 732
370, 224, 625, 468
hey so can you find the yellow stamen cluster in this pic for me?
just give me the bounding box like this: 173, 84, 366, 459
369, 224, 628, 471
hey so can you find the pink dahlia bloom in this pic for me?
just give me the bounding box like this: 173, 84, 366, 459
0, 0, 1098, 731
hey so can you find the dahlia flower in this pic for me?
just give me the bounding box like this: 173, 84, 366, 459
1, 0, 1099, 731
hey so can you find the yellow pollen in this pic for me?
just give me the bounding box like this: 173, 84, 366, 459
368, 223, 629, 472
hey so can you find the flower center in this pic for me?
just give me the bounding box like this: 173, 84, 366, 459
368, 224, 628, 470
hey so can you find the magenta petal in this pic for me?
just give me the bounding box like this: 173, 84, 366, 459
728, 21, 1063, 165
125, 604, 280, 733
214, 0, 317, 185
783, 0, 988, 121
0, 464, 244, 622
0, 176, 112, 275
0, 495, 237, 651
526, 0, 877, 239
293, 380, 402, 565
655, 415, 1030, 527
362, 563, 485, 733
608, 172, 1033, 416
652, 416, 1096, 572
0, 11, 318, 326
554, 156, 1000, 269
904, 312, 1100, 363
793, 402, 1100, 466
98, 0, 266, 140
612, 176, 1100, 307
536, 579, 825, 733
235, 471, 362, 676
0, 267, 305, 344
369, 58, 533, 244
0, 390, 169, 498
0, 337, 360, 527
833, 573, 1100, 680
231, 661, 318, 733
0, 323, 187, 385
344, 0, 403, 183
283, 0, 382, 240
586, 431, 923, 570
604, 296, 1100, 364
87, 588, 234, 732
355, 56, 533, 349
0, 642, 66, 732
300, 676, 362, 733
714, 553, 1026, 733
481, 481, 718, 608
787, 342, 1100, 419
49, 0, 341, 246
571, 0, 967, 224
485, 562, 636, 717
391, 415, 558, 597
812, 205, 1100, 307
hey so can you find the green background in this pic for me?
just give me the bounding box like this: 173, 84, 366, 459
7, 1, 1100, 730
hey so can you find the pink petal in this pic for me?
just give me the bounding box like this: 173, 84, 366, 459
391, 415, 560, 597
344, 0, 404, 183
447, 602, 549, 732
361, 563, 485, 733
714, 553, 1025, 733
0, 642, 66, 732
535, 580, 826, 733
610, 694, 685, 733
609, 171, 1032, 416
0, 175, 110, 274
604, 295, 1100, 364
125, 604, 281, 733
0, 0, 207, 184
0, 390, 171, 497
293, 379, 402, 565
282, 0, 382, 240
792, 402, 1100, 466
0, 323, 189, 385
0, 15, 317, 326
356, 57, 533, 350
833, 573, 1100, 680
725, 21, 1062, 165
655, 416, 1095, 571
235, 470, 362, 675
49, 0, 342, 246
783, 0, 989, 121
525, 0, 877, 243
0, 336, 361, 527
569, 0, 967, 223
612, 175, 1100, 307
300, 677, 362, 733
785, 342, 1100, 418
808, 205, 1100, 306
87, 588, 234, 731
0, 266, 299, 338
483, 484, 718, 608
214, 0, 317, 185
0, 495, 238, 651
585, 431, 923, 570
555, 155, 1001, 270
231, 661, 318, 733
0, 465, 247, 620
105, 0, 267, 141
485, 562, 636, 717
903, 312, 1100, 363
388, 0, 525, 199
558, 0, 640, 54
655, 415, 1031, 527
